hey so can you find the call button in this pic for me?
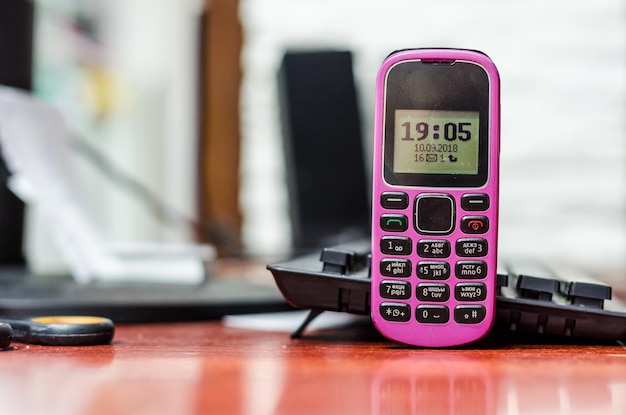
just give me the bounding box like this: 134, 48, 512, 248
380, 214, 409, 232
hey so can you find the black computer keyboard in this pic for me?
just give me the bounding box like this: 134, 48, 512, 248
267, 240, 626, 341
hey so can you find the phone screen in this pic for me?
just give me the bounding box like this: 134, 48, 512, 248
383, 60, 491, 188
393, 109, 480, 175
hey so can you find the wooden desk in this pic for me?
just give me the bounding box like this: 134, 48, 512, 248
2, 320, 626, 414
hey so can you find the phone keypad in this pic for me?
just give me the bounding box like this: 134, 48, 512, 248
416, 305, 449, 324
377, 192, 491, 325
455, 283, 487, 301
417, 240, 451, 258
453, 305, 486, 324
380, 236, 412, 255
380, 259, 412, 277
416, 283, 450, 302
417, 262, 451, 280
380, 280, 412, 300
456, 238, 488, 257
455, 261, 487, 279
380, 303, 411, 322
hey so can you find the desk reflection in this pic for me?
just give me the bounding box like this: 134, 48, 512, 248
224, 349, 626, 415
372, 357, 493, 415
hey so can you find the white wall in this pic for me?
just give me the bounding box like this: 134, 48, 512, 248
239, 0, 626, 273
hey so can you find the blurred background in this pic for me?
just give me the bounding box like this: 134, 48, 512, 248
27, 0, 204, 274
0, 0, 624, 280
239, 0, 625, 275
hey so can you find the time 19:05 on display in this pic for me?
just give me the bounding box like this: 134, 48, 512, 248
401, 122, 473, 141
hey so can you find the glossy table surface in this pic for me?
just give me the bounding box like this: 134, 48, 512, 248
2, 318, 626, 415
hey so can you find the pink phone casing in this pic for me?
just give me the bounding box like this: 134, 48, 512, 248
371, 49, 500, 347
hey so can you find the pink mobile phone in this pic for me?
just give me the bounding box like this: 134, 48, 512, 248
371, 48, 500, 347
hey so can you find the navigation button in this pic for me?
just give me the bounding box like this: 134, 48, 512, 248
414, 194, 455, 235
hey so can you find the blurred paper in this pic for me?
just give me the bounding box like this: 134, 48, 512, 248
0, 86, 214, 284
222, 310, 368, 333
